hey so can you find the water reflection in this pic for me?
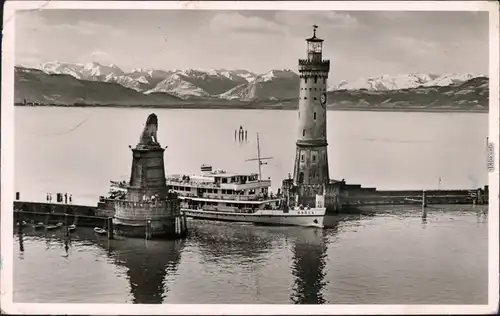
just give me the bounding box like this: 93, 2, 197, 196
290, 228, 328, 304
476, 209, 488, 224
187, 221, 275, 266
17, 232, 25, 260
289, 218, 343, 304
18, 232, 25, 253
95, 237, 184, 304
17, 228, 185, 304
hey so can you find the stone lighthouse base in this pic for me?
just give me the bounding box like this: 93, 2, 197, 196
113, 200, 188, 240
113, 216, 188, 240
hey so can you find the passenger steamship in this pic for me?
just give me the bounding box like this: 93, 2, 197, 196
165, 135, 327, 228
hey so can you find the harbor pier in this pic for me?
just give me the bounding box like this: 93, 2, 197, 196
112, 113, 188, 239
13, 113, 188, 240
336, 183, 489, 212
13, 201, 114, 237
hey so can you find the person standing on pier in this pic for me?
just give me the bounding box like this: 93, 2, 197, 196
69, 194, 72, 204
64, 193, 68, 204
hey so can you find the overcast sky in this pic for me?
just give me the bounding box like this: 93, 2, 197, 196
15, 9, 489, 82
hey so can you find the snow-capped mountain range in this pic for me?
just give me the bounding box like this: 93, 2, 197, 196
39, 61, 258, 99
331, 73, 486, 91
25, 61, 487, 103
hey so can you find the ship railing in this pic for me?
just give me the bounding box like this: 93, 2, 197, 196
180, 192, 276, 202
167, 179, 219, 188
166, 178, 269, 188
182, 204, 258, 214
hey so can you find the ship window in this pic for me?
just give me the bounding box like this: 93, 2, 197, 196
314, 112, 316, 120
302, 129, 305, 137
304, 97, 307, 100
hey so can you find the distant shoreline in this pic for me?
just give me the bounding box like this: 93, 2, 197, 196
14, 104, 489, 114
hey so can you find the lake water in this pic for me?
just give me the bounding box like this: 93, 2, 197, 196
13, 211, 488, 304
12, 107, 489, 304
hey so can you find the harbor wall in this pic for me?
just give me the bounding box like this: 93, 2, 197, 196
335, 183, 488, 212
13, 200, 187, 239
13, 201, 109, 227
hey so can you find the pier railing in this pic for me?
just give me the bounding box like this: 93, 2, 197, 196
114, 199, 181, 220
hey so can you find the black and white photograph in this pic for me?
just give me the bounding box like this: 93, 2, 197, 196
1, 1, 499, 314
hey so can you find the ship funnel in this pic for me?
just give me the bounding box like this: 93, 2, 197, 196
201, 164, 213, 173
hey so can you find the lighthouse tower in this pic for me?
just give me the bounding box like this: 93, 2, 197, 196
293, 25, 330, 187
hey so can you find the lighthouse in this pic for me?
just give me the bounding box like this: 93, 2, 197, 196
284, 25, 342, 213
293, 25, 330, 187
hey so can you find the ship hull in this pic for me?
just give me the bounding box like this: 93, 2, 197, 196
182, 209, 325, 228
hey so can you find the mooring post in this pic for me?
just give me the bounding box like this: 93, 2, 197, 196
44, 213, 50, 232
17, 212, 23, 234
173, 217, 177, 237
107, 217, 114, 240
65, 213, 69, 237
184, 213, 188, 236
182, 213, 188, 237
145, 218, 151, 240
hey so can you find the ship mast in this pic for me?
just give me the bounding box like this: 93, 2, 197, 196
246, 133, 273, 181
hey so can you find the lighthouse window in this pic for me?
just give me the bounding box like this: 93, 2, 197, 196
302, 129, 305, 137
312, 154, 316, 162
301, 155, 304, 161
314, 112, 316, 120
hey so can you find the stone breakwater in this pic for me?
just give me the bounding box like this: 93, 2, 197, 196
338, 184, 488, 210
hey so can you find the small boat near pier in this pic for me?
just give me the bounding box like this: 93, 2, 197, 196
94, 227, 107, 235
45, 222, 63, 230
